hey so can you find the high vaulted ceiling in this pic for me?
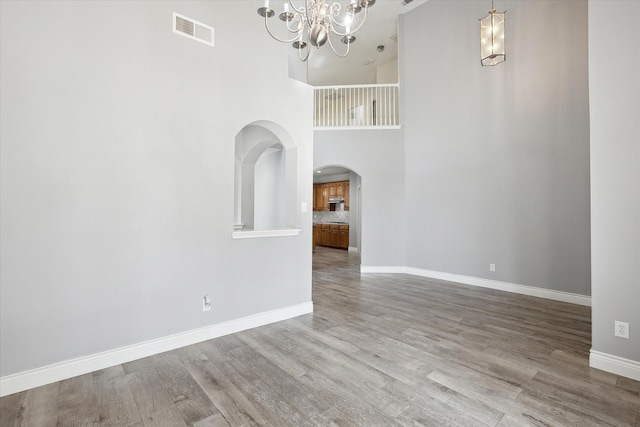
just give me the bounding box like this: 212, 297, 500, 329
287, 0, 428, 86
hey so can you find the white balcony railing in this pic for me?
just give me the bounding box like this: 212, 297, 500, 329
314, 83, 400, 129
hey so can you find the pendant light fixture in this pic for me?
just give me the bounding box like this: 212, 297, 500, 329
479, 0, 506, 66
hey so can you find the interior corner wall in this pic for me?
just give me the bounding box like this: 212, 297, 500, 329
376, 58, 398, 84
0, 1, 313, 379
288, 44, 308, 84
588, 0, 640, 363
400, 0, 591, 295
313, 129, 405, 266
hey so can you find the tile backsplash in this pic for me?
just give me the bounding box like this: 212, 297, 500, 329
313, 210, 349, 223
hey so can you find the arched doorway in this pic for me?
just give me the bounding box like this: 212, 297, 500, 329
312, 165, 362, 258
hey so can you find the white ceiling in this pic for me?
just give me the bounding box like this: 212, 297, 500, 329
303, 0, 429, 86
314, 166, 351, 176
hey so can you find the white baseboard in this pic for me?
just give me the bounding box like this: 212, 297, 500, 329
590, 350, 640, 381
0, 301, 313, 397
361, 266, 407, 274
348, 246, 358, 253
360, 265, 591, 307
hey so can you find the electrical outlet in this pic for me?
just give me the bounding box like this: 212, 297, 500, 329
614, 321, 629, 339
203, 295, 212, 312
489, 263, 496, 272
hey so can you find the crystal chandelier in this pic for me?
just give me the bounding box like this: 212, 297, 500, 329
479, 0, 506, 66
257, 0, 376, 62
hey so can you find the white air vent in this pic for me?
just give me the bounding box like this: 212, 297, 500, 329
173, 12, 214, 47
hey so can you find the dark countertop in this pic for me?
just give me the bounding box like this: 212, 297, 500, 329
314, 222, 348, 225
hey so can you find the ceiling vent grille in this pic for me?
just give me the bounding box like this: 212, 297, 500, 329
173, 12, 214, 47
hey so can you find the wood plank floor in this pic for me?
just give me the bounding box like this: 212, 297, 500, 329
2, 246, 639, 426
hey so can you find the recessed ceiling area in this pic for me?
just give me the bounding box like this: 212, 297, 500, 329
314, 166, 351, 177
305, 0, 428, 86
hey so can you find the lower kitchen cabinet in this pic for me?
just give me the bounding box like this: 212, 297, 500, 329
338, 226, 349, 248
313, 225, 321, 247
313, 224, 349, 250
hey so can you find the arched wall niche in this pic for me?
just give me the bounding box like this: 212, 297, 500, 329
234, 121, 299, 237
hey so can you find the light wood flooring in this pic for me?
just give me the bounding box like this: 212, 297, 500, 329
2, 246, 639, 426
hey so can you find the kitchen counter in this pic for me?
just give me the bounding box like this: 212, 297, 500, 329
314, 221, 348, 225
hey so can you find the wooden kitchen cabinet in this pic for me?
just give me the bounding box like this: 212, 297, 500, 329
314, 223, 349, 250
312, 185, 318, 211
338, 224, 349, 248
313, 224, 321, 250
314, 183, 329, 211
313, 180, 349, 211
327, 183, 337, 199
325, 226, 338, 247
343, 182, 349, 211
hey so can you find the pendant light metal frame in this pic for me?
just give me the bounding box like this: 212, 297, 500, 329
479, 0, 506, 66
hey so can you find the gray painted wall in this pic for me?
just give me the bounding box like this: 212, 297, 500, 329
400, 0, 591, 295
314, 129, 405, 266
254, 148, 286, 230
0, 1, 313, 377
348, 171, 360, 249
589, 0, 640, 362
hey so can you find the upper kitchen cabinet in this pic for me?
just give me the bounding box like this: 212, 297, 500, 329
343, 182, 349, 211
313, 180, 349, 211
328, 183, 338, 199
314, 183, 329, 211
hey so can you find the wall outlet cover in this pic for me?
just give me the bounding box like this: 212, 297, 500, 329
614, 321, 629, 339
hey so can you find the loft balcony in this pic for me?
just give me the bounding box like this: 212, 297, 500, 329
314, 83, 400, 130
